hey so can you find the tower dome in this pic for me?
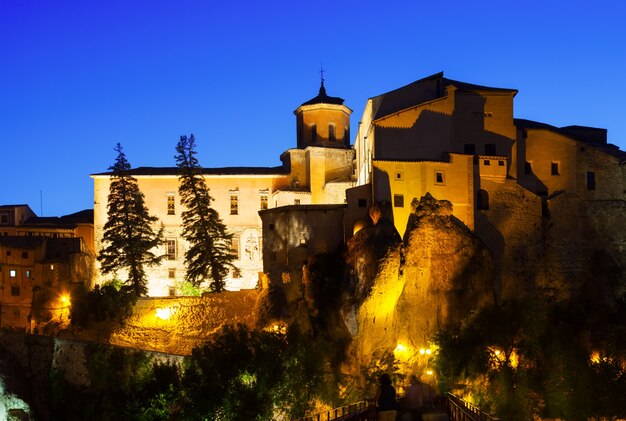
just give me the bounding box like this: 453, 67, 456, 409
294, 79, 351, 149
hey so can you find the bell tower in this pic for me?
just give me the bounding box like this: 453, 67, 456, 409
294, 76, 352, 149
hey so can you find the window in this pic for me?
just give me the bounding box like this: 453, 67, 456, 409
498, 161, 505, 167
168, 269, 176, 279
260, 193, 268, 210
358, 198, 367, 208
167, 193, 175, 215
26, 270, 31, 278
11, 286, 19, 296
484, 144, 496, 155
464, 144, 476, 155
168, 286, 176, 296
587, 171, 596, 190
232, 237, 240, 259
524, 162, 532, 175
22, 251, 28, 259
230, 194, 239, 215
393, 194, 404, 208
311, 124, 317, 143
484, 160, 490, 166
329, 124, 336, 142
477, 189, 489, 210
269, 223, 275, 231
294, 199, 300, 205
6, 250, 10, 256
395, 172, 403, 181
9, 270, 16, 278
166, 239, 177, 260
551, 162, 560, 176
435, 171, 445, 184
0, 213, 8, 225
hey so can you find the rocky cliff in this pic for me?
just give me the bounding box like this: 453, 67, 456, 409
344, 194, 495, 375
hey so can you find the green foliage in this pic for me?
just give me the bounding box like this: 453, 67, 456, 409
50, 343, 178, 420
175, 279, 203, 296
361, 350, 404, 397
70, 282, 137, 327
434, 297, 626, 420
180, 324, 335, 420
98, 143, 164, 296
175, 134, 235, 292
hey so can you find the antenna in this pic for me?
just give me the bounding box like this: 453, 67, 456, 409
319, 66, 325, 86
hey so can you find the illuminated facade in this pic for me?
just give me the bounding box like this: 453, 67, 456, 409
0, 205, 95, 329
92, 82, 355, 296
348, 72, 626, 240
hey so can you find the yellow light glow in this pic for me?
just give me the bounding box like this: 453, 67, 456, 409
590, 351, 601, 364
394, 343, 407, 353
425, 349, 431, 355
60, 295, 70, 305
419, 348, 426, 355
155, 307, 173, 320
426, 370, 433, 376
494, 349, 501, 356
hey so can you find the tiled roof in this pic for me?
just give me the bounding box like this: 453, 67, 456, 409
92, 166, 289, 176
372, 72, 517, 120
300, 82, 345, 106
0, 236, 46, 249
515, 118, 625, 160
22, 209, 93, 228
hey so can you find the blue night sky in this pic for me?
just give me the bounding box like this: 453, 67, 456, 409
1, 0, 625, 217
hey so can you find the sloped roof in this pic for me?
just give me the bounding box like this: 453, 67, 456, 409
371, 72, 517, 120
515, 118, 625, 161
92, 166, 289, 177
0, 236, 46, 249
300, 81, 345, 106
22, 209, 93, 228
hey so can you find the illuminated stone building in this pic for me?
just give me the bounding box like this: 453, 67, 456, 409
0, 205, 95, 330
348, 72, 626, 239
92, 81, 355, 296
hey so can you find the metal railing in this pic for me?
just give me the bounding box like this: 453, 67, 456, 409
447, 393, 500, 421
295, 400, 370, 421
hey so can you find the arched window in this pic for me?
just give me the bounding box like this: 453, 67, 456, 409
477, 189, 489, 210
328, 124, 336, 142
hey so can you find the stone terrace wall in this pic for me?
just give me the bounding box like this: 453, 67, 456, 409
107, 290, 260, 355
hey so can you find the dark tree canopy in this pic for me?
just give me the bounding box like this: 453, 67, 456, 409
176, 134, 235, 292
98, 143, 164, 296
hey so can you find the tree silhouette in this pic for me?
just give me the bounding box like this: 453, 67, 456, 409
98, 143, 164, 296
176, 134, 234, 292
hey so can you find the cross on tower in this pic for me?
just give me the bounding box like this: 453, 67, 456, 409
319, 67, 325, 85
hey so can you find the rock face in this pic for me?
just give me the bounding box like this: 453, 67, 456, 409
345, 195, 494, 374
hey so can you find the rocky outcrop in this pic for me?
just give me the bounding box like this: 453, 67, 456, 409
345, 195, 495, 374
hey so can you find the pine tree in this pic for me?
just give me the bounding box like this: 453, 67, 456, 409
176, 134, 235, 292
98, 143, 164, 296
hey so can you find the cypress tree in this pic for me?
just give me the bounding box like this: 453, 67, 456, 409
176, 134, 235, 292
98, 143, 164, 296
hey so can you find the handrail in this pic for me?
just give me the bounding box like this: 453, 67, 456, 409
447, 392, 500, 421
294, 400, 370, 421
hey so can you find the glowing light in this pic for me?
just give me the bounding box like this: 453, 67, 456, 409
425, 349, 431, 355
590, 351, 601, 364
60, 294, 70, 305
394, 343, 407, 353
426, 370, 433, 375
494, 350, 501, 356
155, 307, 173, 320
419, 348, 426, 355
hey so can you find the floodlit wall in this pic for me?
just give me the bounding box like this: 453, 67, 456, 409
373, 154, 475, 237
